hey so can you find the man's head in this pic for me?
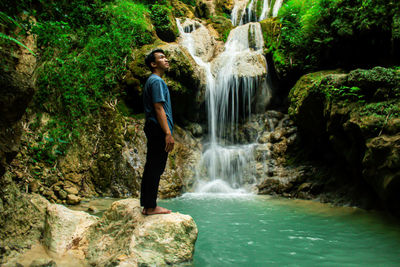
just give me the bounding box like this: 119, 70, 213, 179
145, 49, 169, 73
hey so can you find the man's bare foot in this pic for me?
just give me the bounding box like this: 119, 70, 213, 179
142, 206, 171, 215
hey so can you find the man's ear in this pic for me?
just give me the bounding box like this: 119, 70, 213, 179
151, 61, 157, 68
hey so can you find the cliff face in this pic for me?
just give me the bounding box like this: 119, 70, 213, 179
287, 67, 400, 213
0, 32, 42, 262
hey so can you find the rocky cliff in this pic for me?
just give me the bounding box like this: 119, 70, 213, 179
286, 67, 400, 213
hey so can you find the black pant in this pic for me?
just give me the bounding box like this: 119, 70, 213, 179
140, 121, 168, 209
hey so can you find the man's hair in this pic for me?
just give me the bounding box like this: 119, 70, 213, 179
145, 49, 165, 71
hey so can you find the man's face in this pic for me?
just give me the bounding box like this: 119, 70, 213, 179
152, 52, 169, 71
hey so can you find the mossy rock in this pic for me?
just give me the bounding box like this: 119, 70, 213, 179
363, 134, 400, 214
215, 0, 234, 15
289, 67, 400, 214
150, 3, 179, 42
195, 1, 211, 18
208, 15, 233, 42
288, 70, 343, 119
171, 0, 195, 18
346, 66, 400, 99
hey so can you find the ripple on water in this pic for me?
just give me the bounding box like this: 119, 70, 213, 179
159, 195, 400, 267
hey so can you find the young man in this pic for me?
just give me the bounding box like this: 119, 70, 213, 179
140, 49, 174, 215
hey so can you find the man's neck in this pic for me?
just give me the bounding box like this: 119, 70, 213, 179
152, 69, 164, 77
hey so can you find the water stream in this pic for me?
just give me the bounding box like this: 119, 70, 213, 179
177, 0, 279, 194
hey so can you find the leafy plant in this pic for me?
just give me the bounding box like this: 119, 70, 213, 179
270, 0, 400, 76
0, 11, 36, 55
4, 0, 154, 165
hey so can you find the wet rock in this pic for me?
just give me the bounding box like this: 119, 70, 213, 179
179, 18, 218, 62
257, 178, 293, 195
187, 123, 203, 137
298, 182, 312, 192
87, 206, 97, 213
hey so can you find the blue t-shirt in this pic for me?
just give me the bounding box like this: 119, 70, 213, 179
143, 74, 174, 134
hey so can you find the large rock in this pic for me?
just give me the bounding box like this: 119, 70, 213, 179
85, 199, 198, 266
287, 67, 400, 213
6, 199, 198, 266
363, 134, 400, 213
43, 203, 98, 256
178, 18, 219, 62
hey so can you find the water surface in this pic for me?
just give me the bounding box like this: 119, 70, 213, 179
160, 194, 400, 266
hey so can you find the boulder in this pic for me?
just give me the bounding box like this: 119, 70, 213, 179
85, 199, 198, 266
43, 204, 98, 255
66, 194, 81, 205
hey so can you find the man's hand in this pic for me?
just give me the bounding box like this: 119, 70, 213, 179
165, 133, 175, 152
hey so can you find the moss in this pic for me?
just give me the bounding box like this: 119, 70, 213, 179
209, 15, 233, 42
288, 70, 342, 118
215, 0, 234, 16
150, 3, 179, 42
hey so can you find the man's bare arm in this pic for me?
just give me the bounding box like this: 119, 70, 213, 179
154, 102, 175, 152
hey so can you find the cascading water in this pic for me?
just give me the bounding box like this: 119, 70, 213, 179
234, 0, 285, 26
176, 0, 281, 194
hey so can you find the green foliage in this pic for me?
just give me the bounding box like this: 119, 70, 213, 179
33, 0, 152, 121
359, 101, 400, 119
270, 0, 400, 76
180, 0, 196, 6
2, 0, 153, 165
150, 3, 172, 31
150, 2, 178, 42
0, 11, 36, 55
27, 116, 73, 165
323, 85, 365, 102
209, 15, 232, 42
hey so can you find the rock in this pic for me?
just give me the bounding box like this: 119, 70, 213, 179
64, 186, 79, 195
29, 180, 40, 193
150, 3, 178, 42
85, 199, 198, 266
187, 123, 203, 137
43, 203, 98, 255
58, 190, 67, 200
287, 67, 400, 213
362, 134, 400, 214
179, 18, 218, 62
66, 194, 81, 205
87, 206, 97, 213
298, 182, 312, 192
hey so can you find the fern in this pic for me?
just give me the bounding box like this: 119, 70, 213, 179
0, 11, 35, 56
0, 32, 36, 56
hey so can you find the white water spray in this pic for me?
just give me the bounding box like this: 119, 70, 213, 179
176, 0, 281, 194
233, 0, 285, 26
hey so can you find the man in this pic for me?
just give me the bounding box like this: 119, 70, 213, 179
140, 49, 174, 215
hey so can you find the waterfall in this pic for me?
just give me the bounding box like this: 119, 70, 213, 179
176, 0, 281, 194
233, 0, 284, 26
